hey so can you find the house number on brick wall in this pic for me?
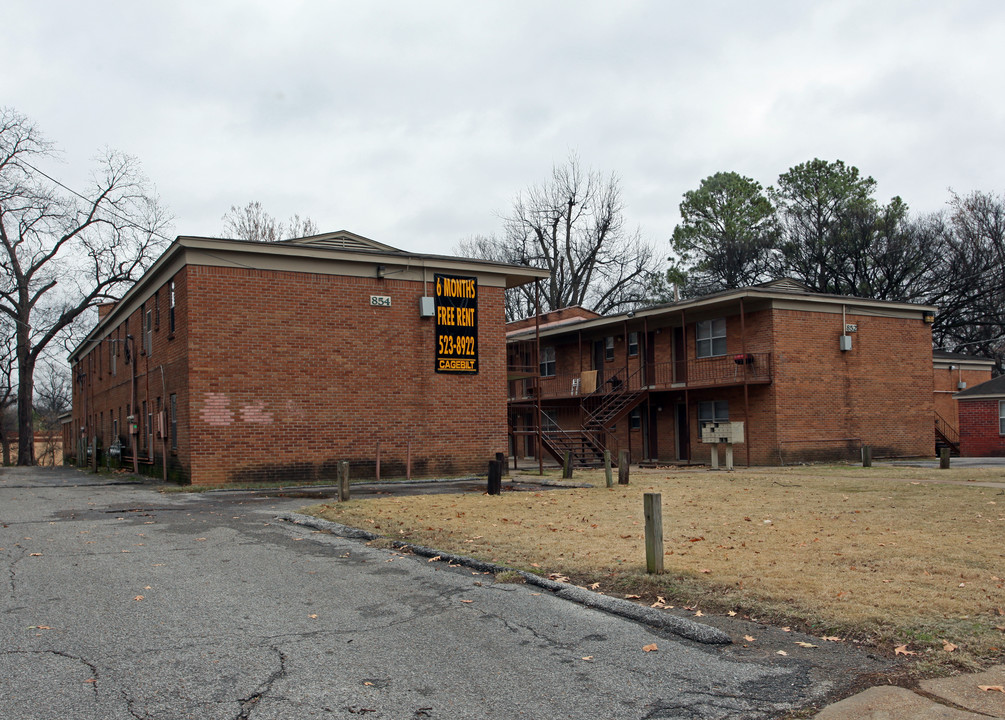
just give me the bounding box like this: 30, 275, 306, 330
370, 295, 392, 307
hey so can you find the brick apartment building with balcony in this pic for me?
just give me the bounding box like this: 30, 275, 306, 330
507, 279, 938, 467
66, 231, 546, 485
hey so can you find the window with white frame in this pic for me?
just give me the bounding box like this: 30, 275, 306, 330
144, 309, 153, 356
1000, 400, 1005, 435
696, 318, 727, 358
698, 400, 729, 429
628, 332, 639, 356
605, 336, 615, 362
540, 346, 556, 377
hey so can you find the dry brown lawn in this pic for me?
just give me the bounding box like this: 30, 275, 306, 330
307, 464, 1005, 671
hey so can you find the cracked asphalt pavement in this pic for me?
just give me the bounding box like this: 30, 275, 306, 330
1, 466, 888, 719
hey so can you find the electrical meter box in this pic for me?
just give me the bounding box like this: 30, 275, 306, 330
700, 421, 744, 444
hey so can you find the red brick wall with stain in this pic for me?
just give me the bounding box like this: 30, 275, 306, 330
182, 265, 508, 484
958, 399, 1005, 457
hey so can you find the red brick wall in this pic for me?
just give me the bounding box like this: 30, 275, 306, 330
958, 399, 1005, 457
183, 265, 508, 484
769, 308, 933, 462
933, 366, 992, 430
71, 268, 191, 480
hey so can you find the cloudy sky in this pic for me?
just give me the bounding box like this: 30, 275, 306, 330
7, 1, 1004, 261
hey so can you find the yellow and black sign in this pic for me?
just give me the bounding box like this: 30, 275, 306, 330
435, 273, 478, 374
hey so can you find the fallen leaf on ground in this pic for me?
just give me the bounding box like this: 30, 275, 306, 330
308, 614, 318, 619
776, 650, 788, 656
29, 553, 42, 557
894, 645, 917, 656
694, 610, 704, 617
795, 642, 818, 648
642, 643, 658, 652
363, 681, 374, 686
743, 635, 756, 642
942, 641, 957, 652
84, 678, 96, 684
728, 611, 737, 617
460, 599, 473, 604
581, 656, 593, 661
978, 685, 1004, 693
589, 582, 600, 590
781, 626, 791, 632
821, 636, 842, 642
28, 626, 52, 630
134, 595, 144, 601
428, 556, 440, 562
625, 594, 641, 599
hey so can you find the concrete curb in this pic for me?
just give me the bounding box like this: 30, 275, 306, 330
278, 511, 731, 646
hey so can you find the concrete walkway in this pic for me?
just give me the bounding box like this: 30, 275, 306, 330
814, 666, 1005, 718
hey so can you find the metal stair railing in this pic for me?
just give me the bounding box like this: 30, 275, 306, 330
934, 410, 961, 453
584, 364, 648, 430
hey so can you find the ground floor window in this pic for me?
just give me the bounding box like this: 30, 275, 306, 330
629, 408, 642, 429
999, 400, 1005, 435
698, 400, 729, 429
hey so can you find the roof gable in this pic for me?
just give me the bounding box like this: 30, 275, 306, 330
955, 374, 1005, 399
280, 230, 403, 253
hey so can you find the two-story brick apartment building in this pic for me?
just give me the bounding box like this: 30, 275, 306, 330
67, 231, 547, 484
507, 280, 937, 466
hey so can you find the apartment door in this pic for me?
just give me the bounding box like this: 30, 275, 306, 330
673, 327, 687, 383
675, 402, 689, 461
593, 340, 605, 384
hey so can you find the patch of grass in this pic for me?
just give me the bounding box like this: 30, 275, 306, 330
494, 570, 526, 584
309, 465, 1005, 674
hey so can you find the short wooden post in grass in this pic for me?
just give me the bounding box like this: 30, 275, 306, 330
940, 447, 950, 469
562, 450, 573, 479
862, 445, 872, 467
487, 459, 502, 495
496, 452, 508, 476
618, 450, 630, 485
604, 450, 613, 488
337, 460, 350, 502
644, 492, 664, 574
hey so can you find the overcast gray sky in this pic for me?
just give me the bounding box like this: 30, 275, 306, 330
7, 1, 1004, 261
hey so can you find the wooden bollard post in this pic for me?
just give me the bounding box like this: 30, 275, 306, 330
337, 460, 350, 502
644, 492, 664, 574
940, 447, 950, 469
862, 445, 872, 468
604, 450, 613, 488
618, 450, 630, 485
496, 451, 508, 476
562, 450, 573, 479
487, 459, 502, 495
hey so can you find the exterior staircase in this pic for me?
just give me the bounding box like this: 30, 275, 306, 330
935, 411, 961, 456
583, 366, 649, 434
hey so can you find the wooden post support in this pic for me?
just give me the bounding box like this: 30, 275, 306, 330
940, 447, 950, 469
618, 450, 630, 485
496, 451, 508, 476
487, 459, 502, 495
337, 460, 350, 502
562, 450, 573, 479
644, 492, 664, 574
862, 445, 872, 467
604, 450, 613, 488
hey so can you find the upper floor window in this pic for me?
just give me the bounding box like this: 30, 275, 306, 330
168, 280, 176, 334
540, 346, 556, 377
144, 308, 153, 356
628, 332, 639, 357
696, 318, 727, 358
605, 336, 615, 362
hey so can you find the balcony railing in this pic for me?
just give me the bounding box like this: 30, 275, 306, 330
507, 352, 772, 401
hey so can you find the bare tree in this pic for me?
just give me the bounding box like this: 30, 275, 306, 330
222, 201, 319, 242
33, 360, 70, 466
458, 154, 662, 321
0, 319, 14, 465
0, 107, 171, 465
